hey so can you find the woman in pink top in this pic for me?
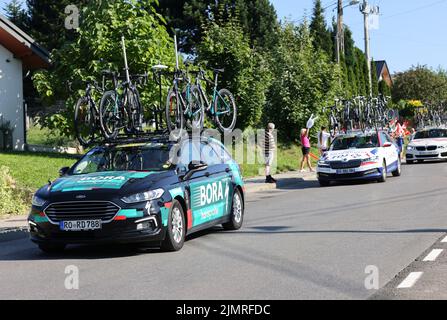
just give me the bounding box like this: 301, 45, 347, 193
300, 128, 314, 172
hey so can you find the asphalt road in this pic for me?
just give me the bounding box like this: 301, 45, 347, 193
1, 161, 446, 300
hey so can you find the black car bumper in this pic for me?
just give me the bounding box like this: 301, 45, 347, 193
28, 200, 168, 246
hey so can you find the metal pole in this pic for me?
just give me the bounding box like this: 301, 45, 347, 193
174, 34, 179, 70
336, 0, 343, 64
121, 36, 130, 83
361, 0, 373, 97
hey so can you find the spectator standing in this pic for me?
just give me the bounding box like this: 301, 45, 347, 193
300, 128, 314, 173
264, 123, 277, 184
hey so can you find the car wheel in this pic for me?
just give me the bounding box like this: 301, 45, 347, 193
392, 158, 402, 177
222, 188, 244, 231
38, 243, 66, 254
319, 179, 331, 187
378, 160, 387, 183
161, 200, 185, 252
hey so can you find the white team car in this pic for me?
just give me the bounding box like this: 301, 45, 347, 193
317, 130, 402, 186
406, 128, 447, 164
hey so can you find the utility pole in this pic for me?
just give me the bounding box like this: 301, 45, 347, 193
360, 0, 379, 97
336, 0, 343, 64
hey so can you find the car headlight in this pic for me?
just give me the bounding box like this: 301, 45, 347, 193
121, 189, 164, 204
407, 146, 415, 151
318, 160, 330, 167
363, 155, 380, 163
439, 145, 447, 149
32, 195, 46, 207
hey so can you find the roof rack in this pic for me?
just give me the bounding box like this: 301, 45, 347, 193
91, 130, 174, 147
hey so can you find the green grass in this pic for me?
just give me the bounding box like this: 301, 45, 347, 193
0, 152, 78, 190
239, 143, 319, 178
27, 125, 78, 148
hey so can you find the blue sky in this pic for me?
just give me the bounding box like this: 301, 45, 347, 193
271, 0, 447, 73
1, 0, 446, 73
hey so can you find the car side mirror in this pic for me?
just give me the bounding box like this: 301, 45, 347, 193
59, 167, 70, 177
383, 142, 393, 148
183, 161, 208, 181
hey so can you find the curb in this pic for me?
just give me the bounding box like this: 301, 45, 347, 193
244, 173, 317, 194
0, 227, 28, 243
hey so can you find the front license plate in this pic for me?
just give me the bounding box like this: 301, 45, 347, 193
337, 168, 356, 174
60, 220, 102, 231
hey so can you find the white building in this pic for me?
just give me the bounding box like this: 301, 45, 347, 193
0, 14, 49, 150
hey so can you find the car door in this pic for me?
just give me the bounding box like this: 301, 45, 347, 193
380, 132, 399, 170
187, 141, 232, 229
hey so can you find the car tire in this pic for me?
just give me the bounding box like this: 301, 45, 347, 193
222, 188, 244, 231
377, 160, 387, 183
161, 200, 185, 252
392, 158, 402, 177
319, 180, 331, 187
38, 243, 66, 254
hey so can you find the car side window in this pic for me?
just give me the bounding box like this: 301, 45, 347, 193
210, 141, 232, 163
200, 142, 221, 166
380, 132, 389, 145
179, 141, 200, 166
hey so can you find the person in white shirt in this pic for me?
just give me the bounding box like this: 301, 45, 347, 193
317, 126, 331, 156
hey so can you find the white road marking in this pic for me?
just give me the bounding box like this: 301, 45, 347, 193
397, 272, 423, 289
423, 249, 443, 262
441, 236, 447, 243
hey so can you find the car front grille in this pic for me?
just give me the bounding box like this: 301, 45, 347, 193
416, 146, 438, 151
44, 201, 120, 223
330, 160, 362, 170
416, 154, 439, 158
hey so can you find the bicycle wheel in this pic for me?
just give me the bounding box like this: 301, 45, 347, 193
123, 89, 142, 134
99, 91, 120, 140
165, 88, 184, 137
187, 85, 204, 132
214, 88, 237, 133
74, 97, 95, 146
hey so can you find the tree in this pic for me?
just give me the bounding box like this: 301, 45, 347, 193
198, 14, 272, 129
157, 0, 279, 53
3, 0, 28, 32
309, 0, 333, 58
26, 0, 89, 51
32, 0, 175, 137
392, 65, 447, 103
265, 21, 340, 141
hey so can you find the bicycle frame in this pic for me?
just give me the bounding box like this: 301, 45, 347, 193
195, 71, 232, 116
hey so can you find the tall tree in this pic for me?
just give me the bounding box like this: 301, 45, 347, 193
157, 0, 279, 53
392, 65, 447, 103
26, 0, 89, 51
3, 0, 28, 32
309, 0, 333, 58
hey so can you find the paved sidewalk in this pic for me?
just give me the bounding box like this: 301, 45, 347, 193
0, 170, 317, 234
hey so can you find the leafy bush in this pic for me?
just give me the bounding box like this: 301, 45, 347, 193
198, 14, 272, 130
0, 166, 31, 216
265, 22, 340, 141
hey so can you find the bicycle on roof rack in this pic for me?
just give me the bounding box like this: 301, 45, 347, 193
99, 36, 148, 141
72, 70, 118, 147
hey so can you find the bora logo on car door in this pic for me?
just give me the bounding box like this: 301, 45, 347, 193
190, 176, 231, 227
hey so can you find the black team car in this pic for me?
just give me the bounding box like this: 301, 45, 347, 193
28, 136, 245, 253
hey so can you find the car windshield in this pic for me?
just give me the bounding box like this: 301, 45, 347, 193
414, 129, 447, 139
71, 143, 173, 175
331, 134, 379, 151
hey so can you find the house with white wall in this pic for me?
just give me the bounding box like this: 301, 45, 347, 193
0, 14, 50, 150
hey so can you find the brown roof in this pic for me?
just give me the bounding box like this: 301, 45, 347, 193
0, 14, 50, 69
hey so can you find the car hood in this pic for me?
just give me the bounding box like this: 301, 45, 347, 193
322, 148, 379, 162
409, 138, 447, 147
46, 171, 171, 197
